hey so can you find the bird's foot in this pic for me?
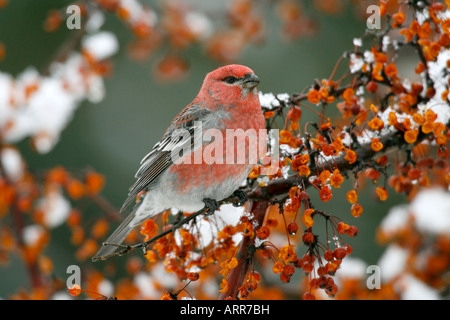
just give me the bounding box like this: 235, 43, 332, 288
203, 198, 220, 215
232, 189, 248, 207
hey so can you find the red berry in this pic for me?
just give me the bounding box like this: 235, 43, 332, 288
346, 225, 359, 237
301, 261, 313, 273
283, 264, 296, 276
287, 222, 298, 235
302, 232, 315, 245
324, 250, 334, 261
333, 247, 347, 260
303, 292, 316, 300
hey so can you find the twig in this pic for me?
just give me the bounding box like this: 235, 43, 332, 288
218, 200, 269, 300
92, 193, 243, 261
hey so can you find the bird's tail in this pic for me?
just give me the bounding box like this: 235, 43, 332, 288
92, 204, 144, 261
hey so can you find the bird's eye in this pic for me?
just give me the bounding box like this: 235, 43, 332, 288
224, 76, 237, 84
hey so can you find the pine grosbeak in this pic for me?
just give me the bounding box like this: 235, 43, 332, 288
94, 64, 264, 260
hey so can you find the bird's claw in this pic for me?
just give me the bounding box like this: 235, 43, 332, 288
203, 198, 220, 215
232, 190, 248, 207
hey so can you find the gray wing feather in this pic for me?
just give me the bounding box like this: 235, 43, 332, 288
93, 202, 144, 260
119, 106, 211, 213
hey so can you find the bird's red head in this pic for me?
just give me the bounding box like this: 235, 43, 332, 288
198, 64, 261, 108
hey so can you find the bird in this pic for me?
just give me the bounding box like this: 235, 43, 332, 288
93, 64, 265, 261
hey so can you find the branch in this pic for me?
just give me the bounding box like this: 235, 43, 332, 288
218, 199, 269, 300
92, 193, 244, 262
0, 144, 44, 289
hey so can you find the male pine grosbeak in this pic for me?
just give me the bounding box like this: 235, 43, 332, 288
94, 64, 265, 260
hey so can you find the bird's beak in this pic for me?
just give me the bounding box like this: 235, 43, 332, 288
242, 73, 260, 89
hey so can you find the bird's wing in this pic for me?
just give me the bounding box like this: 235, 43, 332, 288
120, 105, 211, 212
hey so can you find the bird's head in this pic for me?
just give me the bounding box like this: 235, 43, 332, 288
199, 64, 260, 107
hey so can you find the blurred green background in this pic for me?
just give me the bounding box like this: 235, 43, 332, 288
0, 0, 406, 297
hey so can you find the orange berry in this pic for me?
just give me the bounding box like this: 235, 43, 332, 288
264, 111, 275, 118
68, 284, 82, 297
364, 168, 381, 180
307, 89, 321, 104
404, 129, 419, 144
350, 204, 363, 217
391, 12, 405, 28
337, 222, 350, 234
47, 166, 68, 185
388, 112, 398, 126
375, 187, 388, 201
319, 170, 331, 183
44, 10, 62, 32
346, 190, 358, 204
342, 87, 355, 102
384, 63, 398, 77
298, 165, 310, 177
187, 272, 200, 281
91, 218, 109, 239
319, 186, 332, 202
66, 179, 85, 199
287, 106, 302, 122
256, 226, 270, 240
424, 109, 437, 122
436, 134, 447, 145
85, 172, 105, 195
279, 130, 292, 144
376, 155, 388, 166
330, 170, 344, 188
272, 261, 284, 273
345, 149, 357, 164
278, 245, 297, 263
302, 209, 315, 228
421, 121, 433, 134
415, 61, 425, 74
368, 117, 384, 130
371, 138, 384, 152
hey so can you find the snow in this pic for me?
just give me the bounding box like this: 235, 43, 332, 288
184, 11, 212, 39
423, 48, 450, 125
82, 32, 119, 61
398, 274, 440, 300
51, 292, 73, 300
336, 257, 367, 280
22, 224, 45, 246
258, 92, 290, 110
349, 53, 364, 73
410, 188, 450, 235
134, 271, 158, 299
0, 147, 24, 182
85, 10, 105, 33
377, 244, 408, 282
97, 279, 114, 297
0, 31, 118, 153
353, 37, 362, 47
37, 188, 71, 228
379, 204, 409, 235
